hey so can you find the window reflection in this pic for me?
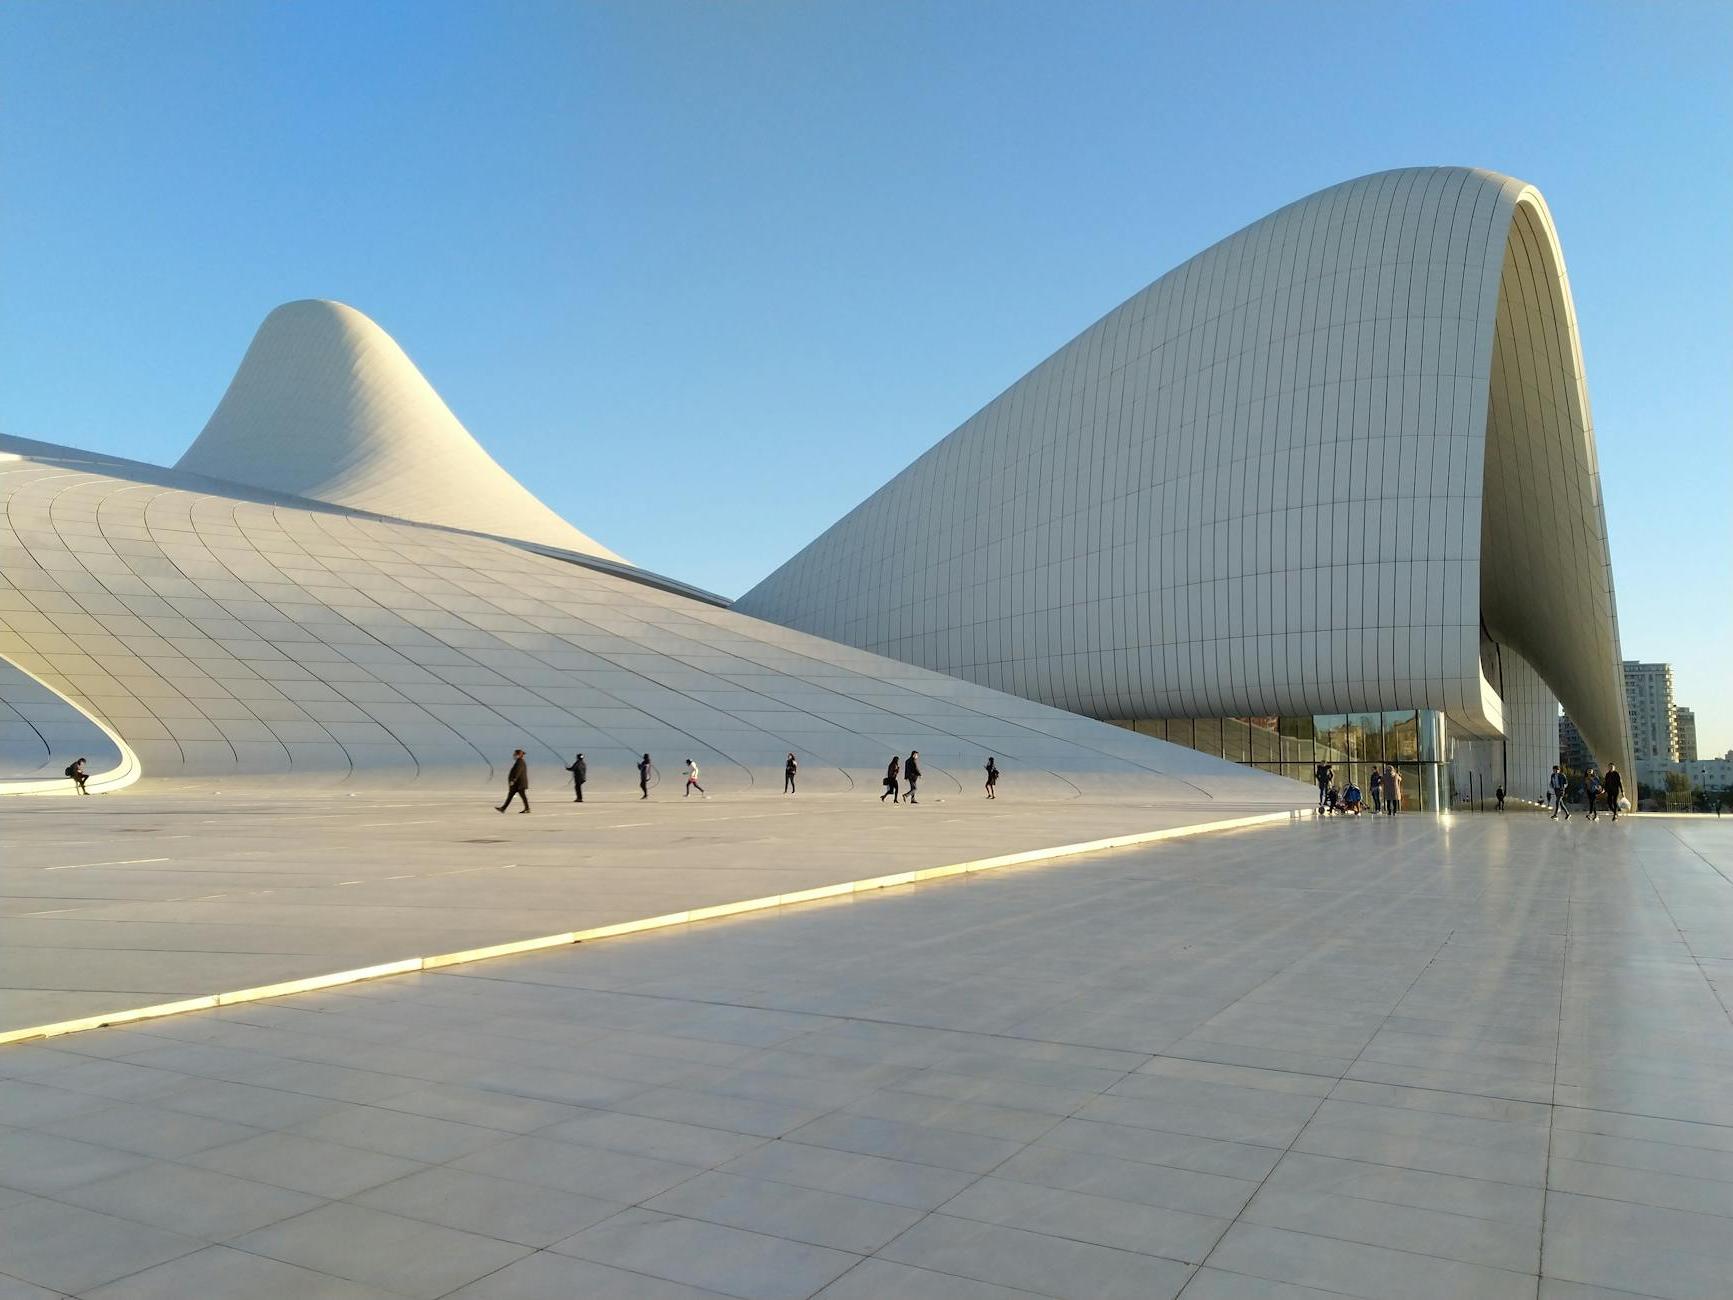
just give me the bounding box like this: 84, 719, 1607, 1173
1106, 709, 1456, 811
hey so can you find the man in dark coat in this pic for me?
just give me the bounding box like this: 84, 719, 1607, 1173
566, 753, 587, 802
904, 750, 922, 805
1603, 765, 1623, 821
497, 749, 530, 813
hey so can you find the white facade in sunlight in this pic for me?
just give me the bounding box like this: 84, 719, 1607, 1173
0, 428, 1294, 801
177, 300, 622, 561
738, 167, 1631, 797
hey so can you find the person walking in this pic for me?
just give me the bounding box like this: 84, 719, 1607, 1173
1549, 766, 1570, 820
1369, 766, 1383, 815
904, 750, 922, 805
984, 756, 1000, 799
496, 749, 530, 813
565, 753, 587, 802
1314, 761, 1333, 812
1584, 767, 1602, 820
881, 755, 901, 803
784, 753, 798, 794
682, 758, 706, 798
1603, 765, 1623, 821
1495, 784, 1506, 811
1384, 764, 1402, 815
65, 757, 90, 794
638, 753, 653, 800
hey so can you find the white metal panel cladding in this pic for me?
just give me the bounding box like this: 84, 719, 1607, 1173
738, 167, 1630, 784
176, 300, 624, 562
0, 434, 1299, 802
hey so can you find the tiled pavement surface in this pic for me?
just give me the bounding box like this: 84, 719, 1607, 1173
0, 788, 1300, 1033
1, 814, 1729, 1298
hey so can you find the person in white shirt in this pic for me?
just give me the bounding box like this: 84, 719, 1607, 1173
683, 758, 706, 798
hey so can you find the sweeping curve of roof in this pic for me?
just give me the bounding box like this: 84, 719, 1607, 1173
176, 299, 621, 561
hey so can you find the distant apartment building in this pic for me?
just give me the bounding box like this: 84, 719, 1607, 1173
1559, 714, 1597, 773
1675, 706, 1698, 763
1624, 661, 1678, 785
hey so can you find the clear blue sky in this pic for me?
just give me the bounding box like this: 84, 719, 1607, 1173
2, 1, 1728, 752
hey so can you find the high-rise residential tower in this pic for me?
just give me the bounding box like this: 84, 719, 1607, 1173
1623, 661, 1678, 785
1675, 705, 1698, 764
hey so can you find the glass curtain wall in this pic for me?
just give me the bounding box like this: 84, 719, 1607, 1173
1113, 711, 1451, 811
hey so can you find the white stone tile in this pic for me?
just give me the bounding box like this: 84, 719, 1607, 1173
645, 1170, 923, 1253
56, 1160, 323, 1240
552, 1207, 860, 1299
0, 1128, 150, 1194
79, 1244, 401, 1299
444, 1251, 732, 1299
35, 1100, 261, 1157
783, 1113, 1023, 1173
814, 1257, 1047, 1298
992, 1141, 1259, 1218
541, 1109, 768, 1167
1206, 1222, 1535, 1300
718, 1139, 977, 1210
1179, 1267, 1359, 1298
288, 1102, 503, 1161
351, 1166, 624, 1247
0, 1195, 201, 1295
939, 1174, 1228, 1262
453, 1134, 705, 1202
879, 1212, 1192, 1299
232, 1203, 532, 1299
184, 1131, 425, 1197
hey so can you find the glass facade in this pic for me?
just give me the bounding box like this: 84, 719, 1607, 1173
1111, 712, 1455, 811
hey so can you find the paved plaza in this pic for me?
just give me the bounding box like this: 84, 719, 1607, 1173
1, 813, 1729, 1297
0, 789, 1299, 1036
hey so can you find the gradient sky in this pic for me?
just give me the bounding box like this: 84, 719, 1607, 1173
2, 1, 1728, 751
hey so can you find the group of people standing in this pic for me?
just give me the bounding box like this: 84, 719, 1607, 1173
1548, 764, 1623, 821
496, 750, 1003, 812
1314, 761, 1403, 816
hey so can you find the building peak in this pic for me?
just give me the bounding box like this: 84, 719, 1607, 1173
176, 300, 622, 561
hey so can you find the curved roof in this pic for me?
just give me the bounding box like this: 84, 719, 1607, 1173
738, 167, 1629, 782
176, 299, 622, 561
0, 432, 1300, 802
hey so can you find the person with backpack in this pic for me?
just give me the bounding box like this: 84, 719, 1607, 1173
1584, 767, 1602, 820
984, 756, 1000, 799
496, 749, 530, 813
784, 753, 798, 794
565, 753, 587, 802
1603, 765, 1624, 821
904, 750, 922, 805
65, 757, 90, 795
682, 758, 706, 798
881, 754, 901, 803
1549, 766, 1570, 820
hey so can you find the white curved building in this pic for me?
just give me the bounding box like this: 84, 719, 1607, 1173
739, 168, 1630, 805
0, 307, 1298, 805
177, 300, 622, 561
